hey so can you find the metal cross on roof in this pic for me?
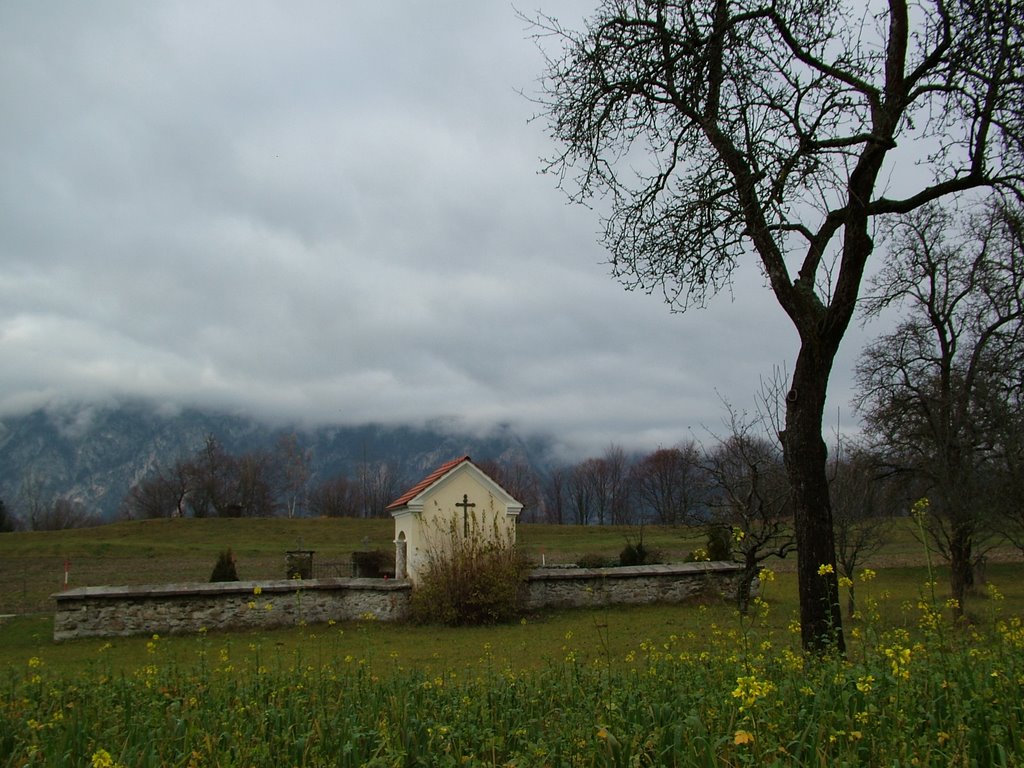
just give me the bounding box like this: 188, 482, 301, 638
455, 493, 476, 536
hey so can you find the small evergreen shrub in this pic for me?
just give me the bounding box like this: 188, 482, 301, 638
209, 548, 239, 582
619, 529, 659, 566
410, 517, 529, 626
576, 552, 615, 569
619, 541, 648, 566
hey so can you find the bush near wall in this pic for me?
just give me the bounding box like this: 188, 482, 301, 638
410, 517, 530, 626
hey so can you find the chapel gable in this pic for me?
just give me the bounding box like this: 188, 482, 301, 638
386, 456, 523, 583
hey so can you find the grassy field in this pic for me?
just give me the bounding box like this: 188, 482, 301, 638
0, 517, 1021, 673
0, 515, 1017, 615
2, 519, 1023, 766
0, 518, 714, 615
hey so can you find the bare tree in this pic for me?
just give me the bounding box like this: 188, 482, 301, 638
120, 464, 190, 519
828, 445, 888, 618
633, 443, 705, 525
541, 465, 569, 524
234, 451, 279, 517
994, 406, 1024, 554
597, 445, 635, 525
567, 459, 597, 525
563, 446, 637, 525
528, 0, 1024, 651
308, 474, 362, 517
18, 471, 50, 531
855, 201, 1024, 616
0, 497, 19, 532
703, 410, 795, 613
276, 433, 311, 519
475, 459, 542, 522
184, 435, 234, 518
31, 496, 100, 530
356, 460, 403, 518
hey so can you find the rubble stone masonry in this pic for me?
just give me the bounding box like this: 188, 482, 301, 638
53, 562, 745, 640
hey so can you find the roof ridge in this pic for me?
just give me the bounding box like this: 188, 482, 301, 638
385, 455, 472, 510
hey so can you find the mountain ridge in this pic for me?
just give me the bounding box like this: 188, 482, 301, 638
0, 400, 557, 522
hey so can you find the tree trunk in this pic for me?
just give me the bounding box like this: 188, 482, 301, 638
781, 348, 845, 654
736, 552, 759, 615
948, 525, 972, 620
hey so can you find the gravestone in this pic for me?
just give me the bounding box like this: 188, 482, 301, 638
285, 549, 314, 579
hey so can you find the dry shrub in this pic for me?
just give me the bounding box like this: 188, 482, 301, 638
410, 515, 529, 626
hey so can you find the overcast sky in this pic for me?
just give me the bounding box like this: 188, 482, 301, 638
0, 2, 874, 457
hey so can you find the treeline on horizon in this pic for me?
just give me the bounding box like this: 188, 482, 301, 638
0, 415, 1016, 537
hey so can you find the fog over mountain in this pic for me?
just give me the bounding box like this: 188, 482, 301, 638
0, 400, 556, 522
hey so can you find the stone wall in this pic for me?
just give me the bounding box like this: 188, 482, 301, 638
524, 562, 745, 610
53, 562, 745, 641
53, 579, 411, 641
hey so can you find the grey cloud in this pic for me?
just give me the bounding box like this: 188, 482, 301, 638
0, 1, 866, 458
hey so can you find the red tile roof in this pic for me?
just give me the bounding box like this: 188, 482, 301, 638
385, 455, 472, 511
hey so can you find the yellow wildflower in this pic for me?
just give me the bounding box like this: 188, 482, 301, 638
884, 645, 912, 680
734, 730, 755, 746
911, 497, 930, 519
732, 674, 776, 710
817, 563, 834, 576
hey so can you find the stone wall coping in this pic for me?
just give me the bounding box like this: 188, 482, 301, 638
53, 577, 411, 603
525, 561, 742, 581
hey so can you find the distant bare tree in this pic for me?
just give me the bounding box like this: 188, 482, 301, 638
31, 496, 100, 530
855, 201, 1024, 615
540, 466, 569, 524
356, 460, 403, 517
120, 465, 187, 519
308, 474, 361, 517
994, 408, 1024, 554
704, 410, 795, 613
18, 471, 50, 531
475, 459, 541, 521
184, 435, 234, 518
234, 451, 279, 517
277, 433, 311, 519
571, 445, 635, 525
829, 445, 888, 618
567, 460, 596, 525
603, 445, 635, 525
0, 498, 19, 532
633, 443, 705, 525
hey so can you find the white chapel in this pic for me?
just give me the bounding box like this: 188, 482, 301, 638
385, 456, 523, 583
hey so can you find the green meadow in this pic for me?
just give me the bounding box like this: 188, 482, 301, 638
2, 519, 1023, 766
